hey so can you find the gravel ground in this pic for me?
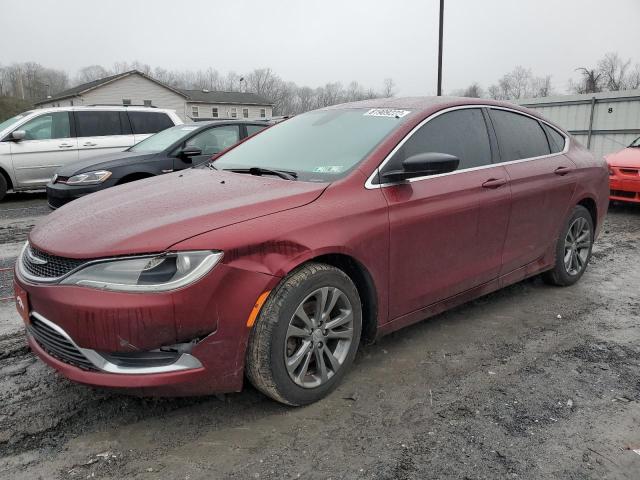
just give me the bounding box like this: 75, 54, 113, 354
0, 194, 638, 480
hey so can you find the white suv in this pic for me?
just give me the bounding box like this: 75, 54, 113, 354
0, 106, 182, 200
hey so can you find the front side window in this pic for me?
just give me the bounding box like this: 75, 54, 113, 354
214, 108, 408, 181
242, 108, 249, 118
75, 111, 123, 137
128, 112, 174, 135
19, 112, 71, 140
382, 108, 491, 177
212, 107, 218, 118
129, 125, 200, 153
490, 109, 550, 161
186, 125, 240, 156
230, 107, 237, 118
246, 124, 266, 137
260, 108, 266, 118
191, 106, 199, 118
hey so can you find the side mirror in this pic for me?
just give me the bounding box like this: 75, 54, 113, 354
382, 152, 460, 181
177, 145, 203, 162
11, 130, 26, 141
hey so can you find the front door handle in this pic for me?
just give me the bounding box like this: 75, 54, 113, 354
554, 166, 573, 176
58, 143, 74, 148
482, 178, 507, 189
82, 142, 98, 147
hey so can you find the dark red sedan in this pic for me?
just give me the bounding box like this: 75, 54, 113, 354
14, 98, 608, 405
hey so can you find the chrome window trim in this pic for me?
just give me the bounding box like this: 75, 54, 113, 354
30, 312, 203, 374
364, 104, 570, 189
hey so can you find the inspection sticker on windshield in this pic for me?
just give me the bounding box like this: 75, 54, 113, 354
364, 108, 410, 118
313, 166, 345, 173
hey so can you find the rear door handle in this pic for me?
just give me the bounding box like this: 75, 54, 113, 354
482, 178, 507, 189
58, 143, 74, 148
554, 166, 573, 176
82, 142, 98, 147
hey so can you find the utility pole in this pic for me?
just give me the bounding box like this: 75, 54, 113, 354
437, 0, 444, 96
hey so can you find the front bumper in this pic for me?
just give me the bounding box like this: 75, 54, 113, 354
15, 262, 278, 396
609, 167, 640, 203
46, 181, 104, 209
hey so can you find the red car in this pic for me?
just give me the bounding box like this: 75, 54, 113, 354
14, 98, 608, 405
606, 136, 640, 203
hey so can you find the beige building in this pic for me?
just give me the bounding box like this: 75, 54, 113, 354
34, 70, 273, 121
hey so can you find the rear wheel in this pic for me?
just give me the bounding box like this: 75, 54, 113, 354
543, 205, 594, 286
246, 263, 362, 405
0, 174, 7, 201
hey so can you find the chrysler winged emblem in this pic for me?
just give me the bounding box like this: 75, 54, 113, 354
26, 248, 48, 265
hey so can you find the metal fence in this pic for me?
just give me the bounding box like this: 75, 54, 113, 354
517, 89, 640, 160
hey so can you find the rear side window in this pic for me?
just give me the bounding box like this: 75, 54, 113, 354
128, 112, 174, 135
490, 109, 551, 161
542, 124, 566, 153
75, 111, 123, 137
246, 124, 266, 137
384, 108, 491, 174
19, 112, 71, 140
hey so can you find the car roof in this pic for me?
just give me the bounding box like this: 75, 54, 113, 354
29, 106, 177, 114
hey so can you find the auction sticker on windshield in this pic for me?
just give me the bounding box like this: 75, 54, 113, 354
364, 108, 411, 118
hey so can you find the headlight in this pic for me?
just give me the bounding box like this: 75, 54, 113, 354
61, 251, 223, 292
65, 170, 112, 185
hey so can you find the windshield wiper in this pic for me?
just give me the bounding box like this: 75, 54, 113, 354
224, 167, 297, 180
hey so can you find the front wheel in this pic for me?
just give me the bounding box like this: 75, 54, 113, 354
543, 205, 594, 286
246, 263, 362, 405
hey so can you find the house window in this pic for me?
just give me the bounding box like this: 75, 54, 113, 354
192, 106, 199, 118
123, 99, 132, 105
143, 100, 152, 107
212, 107, 218, 118
230, 107, 237, 118
242, 108, 249, 118
260, 108, 266, 118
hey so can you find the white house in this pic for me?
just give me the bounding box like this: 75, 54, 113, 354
34, 70, 273, 121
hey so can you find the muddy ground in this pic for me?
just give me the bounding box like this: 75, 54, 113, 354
0, 192, 638, 480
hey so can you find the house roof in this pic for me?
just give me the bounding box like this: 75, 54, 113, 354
178, 89, 272, 106
35, 70, 272, 106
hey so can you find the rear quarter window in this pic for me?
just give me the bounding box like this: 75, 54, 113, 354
490, 109, 551, 161
128, 112, 175, 135
542, 123, 566, 153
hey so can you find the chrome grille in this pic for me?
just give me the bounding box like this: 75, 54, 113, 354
28, 316, 98, 371
21, 245, 86, 280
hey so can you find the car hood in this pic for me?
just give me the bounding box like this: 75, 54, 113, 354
605, 147, 640, 168
56, 151, 157, 176
30, 168, 329, 258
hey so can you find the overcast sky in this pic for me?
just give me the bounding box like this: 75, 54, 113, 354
2, 0, 639, 95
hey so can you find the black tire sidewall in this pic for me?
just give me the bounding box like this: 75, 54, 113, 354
553, 206, 594, 286
0, 175, 7, 201
268, 268, 362, 405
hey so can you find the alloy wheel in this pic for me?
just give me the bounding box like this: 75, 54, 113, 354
563, 217, 591, 276
284, 287, 354, 388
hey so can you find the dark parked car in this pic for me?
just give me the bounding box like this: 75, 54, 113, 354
46, 120, 271, 208
16, 98, 608, 405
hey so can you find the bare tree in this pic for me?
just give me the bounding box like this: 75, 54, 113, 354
382, 78, 395, 97
598, 52, 631, 91
455, 82, 483, 98
76, 65, 111, 84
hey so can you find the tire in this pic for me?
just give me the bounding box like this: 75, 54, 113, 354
246, 262, 362, 406
543, 205, 594, 286
0, 174, 7, 202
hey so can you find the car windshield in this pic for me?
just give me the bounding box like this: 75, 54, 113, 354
213, 108, 410, 181
629, 136, 640, 148
0, 112, 32, 134
129, 125, 200, 153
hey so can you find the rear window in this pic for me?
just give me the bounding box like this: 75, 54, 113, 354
490, 109, 550, 161
128, 112, 174, 135
75, 111, 123, 137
